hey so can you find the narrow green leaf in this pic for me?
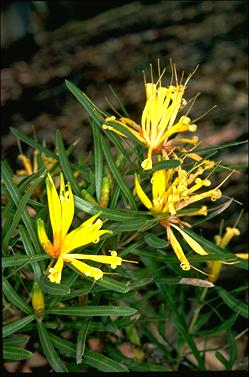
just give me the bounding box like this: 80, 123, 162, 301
151, 159, 181, 172
10, 127, 58, 159
144, 233, 169, 248
56, 130, 81, 196
76, 318, 91, 365
109, 85, 129, 117
216, 286, 248, 318
39, 275, 71, 296
2, 254, 49, 268
127, 277, 153, 290
74, 194, 150, 221
37, 321, 68, 372
19, 226, 42, 281
91, 120, 103, 201
96, 276, 129, 293
2, 279, 33, 315
3, 315, 36, 338
1, 161, 43, 256
47, 305, 137, 317
101, 134, 137, 209
65, 80, 104, 126
105, 119, 144, 146
49, 333, 76, 358
197, 313, 238, 336
192, 198, 233, 226
195, 139, 248, 154
3, 336, 29, 347
3, 346, 33, 361
83, 349, 129, 372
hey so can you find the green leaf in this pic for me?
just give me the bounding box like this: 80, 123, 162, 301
216, 286, 248, 318
3, 346, 33, 361
127, 277, 153, 290
83, 349, 129, 372
194, 139, 248, 154
1, 161, 43, 257
49, 333, 76, 358
144, 232, 169, 248
37, 321, 68, 372
91, 120, 103, 201
10, 127, 58, 159
74, 194, 150, 221
47, 306, 137, 317
96, 276, 129, 293
2, 254, 49, 268
76, 318, 91, 365
197, 313, 239, 336
3, 335, 29, 347
101, 134, 137, 209
192, 198, 233, 226
56, 130, 81, 196
108, 85, 129, 117
65, 80, 104, 126
19, 226, 42, 281
2, 279, 33, 315
39, 275, 71, 296
151, 159, 181, 172
3, 315, 36, 338
2, 167, 45, 251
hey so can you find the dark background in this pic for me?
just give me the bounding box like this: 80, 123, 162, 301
1, 0, 248, 230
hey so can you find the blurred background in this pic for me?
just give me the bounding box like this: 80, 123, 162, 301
1, 0, 248, 225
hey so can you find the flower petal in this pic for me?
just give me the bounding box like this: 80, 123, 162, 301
70, 259, 103, 280
171, 224, 208, 256
37, 218, 54, 256
66, 250, 123, 269
61, 214, 111, 254
48, 256, 64, 284
46, 173, 61, 239
60, 173, 74, 239
135, 174, 152, 209
166, 226, 191, 270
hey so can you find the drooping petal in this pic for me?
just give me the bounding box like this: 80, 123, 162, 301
48, 256, 64, 284
66, 250, 123, 269
37, 218, 54, 257
46, 173, 62, 239
70, 259, 103, 280
171, 224, 208, 256
134, 174, 153, 209
166, 226, 191, 270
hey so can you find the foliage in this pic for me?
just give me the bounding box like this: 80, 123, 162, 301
2, 64, 248, 372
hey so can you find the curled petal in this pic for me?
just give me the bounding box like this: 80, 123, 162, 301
48, 256, 64, 284
70, 259, 103, 280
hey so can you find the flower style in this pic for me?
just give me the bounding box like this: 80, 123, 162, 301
207, 226, 248, 283
103, 64, 198, 170
135, 163, 222, 270
37, 173, 126, 283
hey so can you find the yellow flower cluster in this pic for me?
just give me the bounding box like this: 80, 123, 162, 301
103, 64, 198, 170
135, 163, 222, 271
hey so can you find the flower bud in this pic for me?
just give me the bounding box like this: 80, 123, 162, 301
32, 282, 45, 317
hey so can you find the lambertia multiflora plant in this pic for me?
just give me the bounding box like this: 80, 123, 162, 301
2, 60, 248, 372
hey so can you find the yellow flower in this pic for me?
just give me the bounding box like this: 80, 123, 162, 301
135, 165, 222, 270
207, 227, 248, 283
37, 173, 127, 283
103, 64, 198, 170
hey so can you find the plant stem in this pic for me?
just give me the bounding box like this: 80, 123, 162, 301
175, 286, 209, 370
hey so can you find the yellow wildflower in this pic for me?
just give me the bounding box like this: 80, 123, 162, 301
103, 64, 198, 170
207, 227, 248, 283
135, 164, 222, 270
37, 173, 128, 283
